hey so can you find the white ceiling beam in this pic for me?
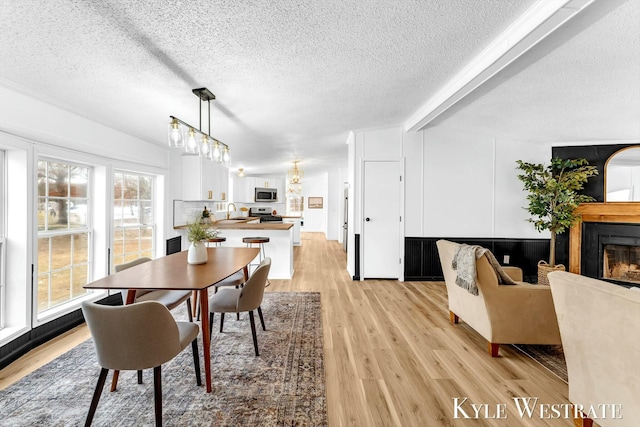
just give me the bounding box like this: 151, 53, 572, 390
404, 0, 596, 132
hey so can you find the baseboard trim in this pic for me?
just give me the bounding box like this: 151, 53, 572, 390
0, 293, 121, 370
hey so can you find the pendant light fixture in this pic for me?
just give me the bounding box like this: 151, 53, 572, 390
287, 161, 303, 194
168, 88, 231, 164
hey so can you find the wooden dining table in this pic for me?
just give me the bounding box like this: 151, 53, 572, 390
83, 246, 260, 393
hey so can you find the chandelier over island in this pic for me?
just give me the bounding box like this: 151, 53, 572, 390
287, 161, 303, 194
168, 87, 230, 165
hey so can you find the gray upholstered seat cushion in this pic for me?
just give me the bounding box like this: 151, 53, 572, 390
208, 288, 241, 312
136, 290, 191, 310
176, 321, 199, 349
214, 271, 245, 290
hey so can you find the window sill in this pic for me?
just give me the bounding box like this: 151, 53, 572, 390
0, 325, 30, 347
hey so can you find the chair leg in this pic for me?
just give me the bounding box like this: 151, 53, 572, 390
153, 366, 162, 427
209, 312, 214, 340
191, 290, 199, 317
572, 406, 594, 427
450, 311, 459, 324
257, 306, 266, 331
220, 313, 225, 333
85, 368, 108, 427
110, 370, 120, 392
137, 370, 143, 384
186, 297, 193, 323
488, 342, 500, 357
249, 310, 259, 356
191, 339, 202, 386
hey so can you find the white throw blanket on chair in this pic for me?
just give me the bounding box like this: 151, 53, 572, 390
452, 244, 517, 295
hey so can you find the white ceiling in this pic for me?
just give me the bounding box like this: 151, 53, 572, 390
1, 0, 638, 175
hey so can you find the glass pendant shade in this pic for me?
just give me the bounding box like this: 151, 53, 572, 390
222, 147, 230, 164
212, 141, 222, 161
168, 119, 184, 147
200, 135, 211, 158
185, 128, 199, 154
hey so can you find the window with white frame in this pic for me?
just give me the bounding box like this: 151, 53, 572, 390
37, 159, 91, 313
288, 196, 304, 215
0, 150, 5, 329
112, 171, 154, 269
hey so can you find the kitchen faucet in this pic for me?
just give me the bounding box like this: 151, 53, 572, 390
227, 203, 237, 219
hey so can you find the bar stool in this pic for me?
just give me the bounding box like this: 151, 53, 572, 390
242, 237, 270, 286
206, 237, 226, 247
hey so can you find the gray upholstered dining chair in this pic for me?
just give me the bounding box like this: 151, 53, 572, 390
116, 257, 193, 321
208, 258, 271, 356
81, 300, 201, 427
112, 257, 194, 391
192, 269, 246, 320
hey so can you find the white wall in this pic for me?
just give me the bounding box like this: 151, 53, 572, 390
300, 172, 328, 232
403, 129, 424, 236
346, 123, 553, 279
411, 126, 551, 238
493, 138, 550, 237
0, 85, 168, 168
327, 167, 347, 241
346, 131, 356, 277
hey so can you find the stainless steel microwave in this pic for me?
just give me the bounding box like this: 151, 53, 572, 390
255, 187, 277, 202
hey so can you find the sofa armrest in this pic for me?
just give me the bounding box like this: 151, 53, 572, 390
501, 266, 523, 282
483, 283, 562, 344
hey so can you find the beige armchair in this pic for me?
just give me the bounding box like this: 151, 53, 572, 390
82, 301, 201, 427
548, 271, 640, 426
436, 240, 561, 356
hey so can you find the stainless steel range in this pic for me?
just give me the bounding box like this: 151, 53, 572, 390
249, 207, 283, 223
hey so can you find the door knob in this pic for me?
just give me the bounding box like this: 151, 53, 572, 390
365, 218, 370, 221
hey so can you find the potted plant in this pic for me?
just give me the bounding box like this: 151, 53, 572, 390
186, 218, 219, 264
516, 157, 598, 284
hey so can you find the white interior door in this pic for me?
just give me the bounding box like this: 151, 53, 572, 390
363, 161, 400, 279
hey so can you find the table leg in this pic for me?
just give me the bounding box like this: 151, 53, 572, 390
111, 289, 137, 392
199, 288, 212, 393
125, 289, 136, 305
243, 266, 249, 281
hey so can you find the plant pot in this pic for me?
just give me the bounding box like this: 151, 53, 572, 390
537, 261, 565, 286
187, 241, 208, 264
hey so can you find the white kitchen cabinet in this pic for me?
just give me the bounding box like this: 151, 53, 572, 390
213, 163, 229, 201
182, 155, 215, 200
283, 217, 301, 246
233, 177, 256, 203
182, 156, 229, 201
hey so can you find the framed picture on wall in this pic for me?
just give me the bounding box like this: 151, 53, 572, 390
308, 197, 323, 209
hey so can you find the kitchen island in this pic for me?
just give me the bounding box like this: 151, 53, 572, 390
174, 218, 294, 279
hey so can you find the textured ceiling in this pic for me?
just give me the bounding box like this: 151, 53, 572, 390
1, 0, 638, 175
429, 0, 640, 143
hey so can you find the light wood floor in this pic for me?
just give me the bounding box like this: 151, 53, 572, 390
0, 232, 572, 426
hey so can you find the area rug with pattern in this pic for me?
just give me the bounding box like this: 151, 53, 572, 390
0, 292, 326, 426
512, 344, 568, 383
